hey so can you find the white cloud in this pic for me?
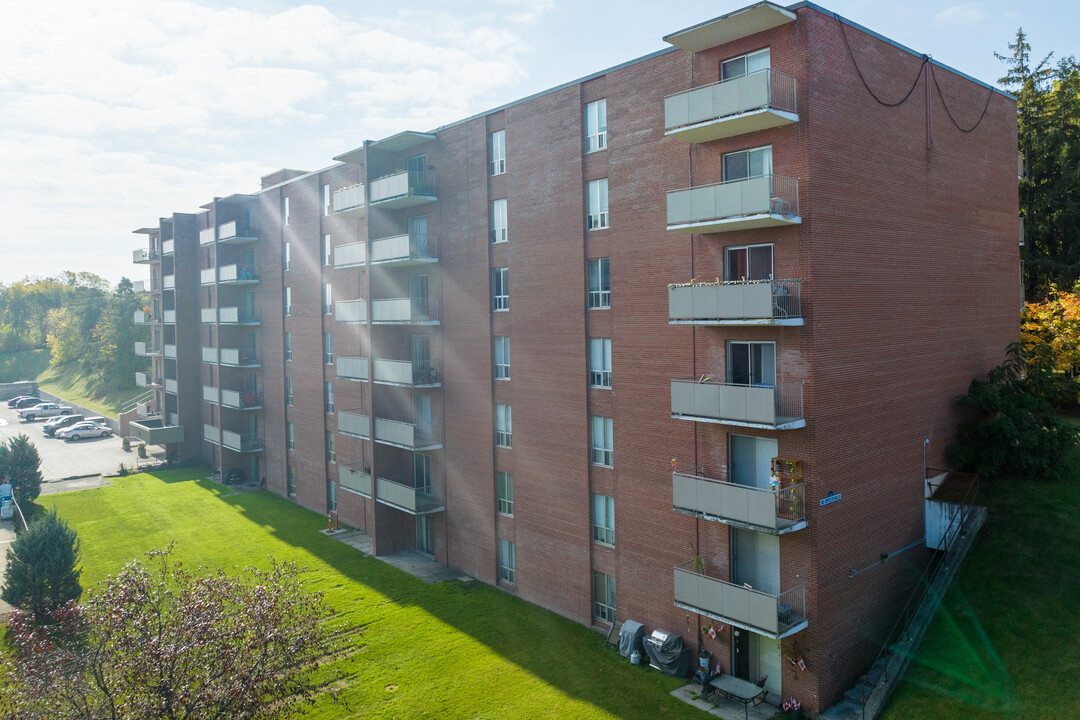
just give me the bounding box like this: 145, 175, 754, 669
932, 3, 987, 27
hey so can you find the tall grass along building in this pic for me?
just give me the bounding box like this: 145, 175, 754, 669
125, 2, 1019, 713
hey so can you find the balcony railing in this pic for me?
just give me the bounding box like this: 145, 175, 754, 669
370, 233, 438, 265
222, 429, 263, 453
376, 476, 445, 514
673, 563, 807, 639
672, 469, 806, 534
333, 241, 367, 268
219, 347, 258, 367
671, 379, 805, 429
201, 346, 218, 363
340, 465, 372, 496
164, 378, 177, 394
203, 386, 219, 403
129, 417, 184, 446
332, 184, 366, 217
374, 418, 441, 450
667, 174, 800, 233
163, 309, 176, 324
217, 264, 258, 284
338, 411, 371, 439
668, 279, 802, 325
199, 227, 216, 245
217, 221, 258, 244
664, 68, 798, 143
162, 239, 175, 256
335, 299, 368, 324
164, 344, 176, 359
221, 389, 262, 409
135, 341, 148, 356
201, 306, 258, 324
163, 275, 175, 290
203, 423, 221, 444
133, 248, 158, 264
336, 356, 369, 381
136, 402, 151, 419
200, 268, 216, 285
372, 359, 440, 387
369, 169, 436, 208
132, 280, 150, 293
371, 297, 439, 324
133, 310, 153, 324
135, 372, 161, 388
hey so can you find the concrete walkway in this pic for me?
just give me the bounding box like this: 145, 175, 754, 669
324, 528, 469, 584
670, 682, 779, 720
0, 519, 16, 621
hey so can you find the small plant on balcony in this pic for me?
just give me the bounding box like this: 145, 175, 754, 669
136, 443, 147, 458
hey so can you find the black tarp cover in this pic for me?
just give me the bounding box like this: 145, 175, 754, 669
618, 620, 645, 658
644, 631, 690, 676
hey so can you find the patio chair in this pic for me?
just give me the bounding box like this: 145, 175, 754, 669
752, 675, 768, 706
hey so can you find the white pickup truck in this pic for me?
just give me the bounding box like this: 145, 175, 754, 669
18, 402, 72, 421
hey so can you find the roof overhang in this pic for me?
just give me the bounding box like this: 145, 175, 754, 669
132, 227, 158, 235
664, 2, 796, 52
199, 193, 257, 210
368, 131, 436, 153
333, 144, 367, 165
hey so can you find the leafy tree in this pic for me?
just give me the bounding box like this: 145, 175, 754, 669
948, 342, 1077, 481
0, 433, 44, 503
1022, 283, 1080, 378
0, 546, 342, 720
0, 510, 82, 623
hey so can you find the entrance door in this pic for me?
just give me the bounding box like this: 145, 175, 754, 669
248, 455, 260, 487
409, 274, 429, 319
411, 335, 430, 381
732, 627, 751, 680
731, 528, 779, 595
414, 453, 432, 494
416, 514, 434, 554
730, 435, 778, 490
409, 215, 428, 257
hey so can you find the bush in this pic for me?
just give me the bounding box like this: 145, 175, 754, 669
0, 509, 82, 623
0, 433, 44, 503
136, 443, 147, 458
122, 436, 131, 451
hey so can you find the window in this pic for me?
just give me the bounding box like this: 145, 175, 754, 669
325, 381, 334, 414
587, 179, 609, 230
284, 332, 292, 361
287, 465, 296, 496
496, 471, 513, 515
282, 196, 290, 226
286, 421, 295, 450
324, 332, 333, 365
727, 341, 776, 386
494, 336, 510, 380
496, 404, 512, 448
323, 282, 332, 315
285, 377, 293, 405
284, 287, 292, 317
589, 338, 612, 388
323, 233, 332, 267
593, 571, 615, 623
585, 99, 607, 153
725, 244, 773, 282
326, 431, 335, 463
498, 539, 515, 584
492, 267, 509, 311
590, 416, 613, 467
323, 183, 331, 216
588, 258, 610, 309
414, 453, 432, 493
489, 130, 506, 175
491, 199, 508, 243
284, 241, 291, 272
721, 48, 770, 81
723, 146, 772, 182
592, 494, 614, 545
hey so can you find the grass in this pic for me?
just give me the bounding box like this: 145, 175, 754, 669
0, 348, 50, 384
881, 468, 1080, 719
36, 363, 146, 417
40, 471, 705, 720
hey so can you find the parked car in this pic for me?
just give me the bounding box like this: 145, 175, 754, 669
56, 422, 112, 441
18, 402, 71, 421
7, 395, 37, 408
11, 396, 45, 410
44, 414, 85, 436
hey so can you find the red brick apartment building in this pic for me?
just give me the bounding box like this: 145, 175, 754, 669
126, 2, 1019, 713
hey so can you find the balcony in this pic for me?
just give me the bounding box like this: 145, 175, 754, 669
135, 372, 161, 388
672, 469, 806, 534
163, 309, 176, 324
668, 279, 802, 326
199, 227, 216, 245
673, 564, 807, 639
164, 378, 177, 394
201, 307, 258, 324
129, 417, 184, 446
201, 346, 217, 364
133, 248, 158, 264
667, 174, 800, 233
218, 264, 258, 285
134, 341, 148, 357
376, 476, 444, 515
220, 347, 258, 367
200, 268, 216, 285
340, 465, 372, 497
333, 241, 367, 269
203, 423, 220, 444
369, 169, 436, 209
163, 344, 176, 359
203, 386, 219, 403
133, 310, 153, 325
372, 359, 440, 387
132, 280, 150, 293
338, 411, 371, 439
332, 184, 366, 217
371, 297, 439, 325
163, 274, 175, 290
135, 402, 152, 419
162, 239, 175, 256
221, 389, 262, 410
374, 418, 441, 450
216, 221, 258, 245
337, 356, 369, 381
665, 69, 798, 143
222, 429, 262, 452
671, 379, 805, 430
335, 299, 368, 324
370, 233, 438, 266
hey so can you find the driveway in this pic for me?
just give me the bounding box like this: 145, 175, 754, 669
0, 404, 145, 481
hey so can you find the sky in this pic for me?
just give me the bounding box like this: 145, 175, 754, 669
0, 0, 1075, 286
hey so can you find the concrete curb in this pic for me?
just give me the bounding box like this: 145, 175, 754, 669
49, 473, 103, 483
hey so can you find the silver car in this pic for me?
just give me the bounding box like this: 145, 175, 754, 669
56, 421, 111, 441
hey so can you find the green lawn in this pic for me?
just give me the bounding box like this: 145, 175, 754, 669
36, 363, 146, 417
882, 470, 1080, 719
0, 348, 50, 384
41, 471, 704, 720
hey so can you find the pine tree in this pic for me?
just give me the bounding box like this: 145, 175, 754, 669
0, 433, 43, 504
0, 509, 82, 622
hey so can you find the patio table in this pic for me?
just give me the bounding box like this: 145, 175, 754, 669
707, 674, 766, 719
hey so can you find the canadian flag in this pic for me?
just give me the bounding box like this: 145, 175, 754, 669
796, 656, 807, 672
707, 626, 717, 639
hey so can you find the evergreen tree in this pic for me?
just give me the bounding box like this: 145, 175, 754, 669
0, 433, 44, 504
0, 509, 82, 623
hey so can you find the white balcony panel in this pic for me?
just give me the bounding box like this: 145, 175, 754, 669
203, 423, 221, 444
163, 309, 176, 324
163, 275, 175, 290
667, 175, 800, 233
201, 307, 217, 323
201, 346, 218, 363
203, 385, 219, 403
199, 227, 216, 245
332, 185, 366, 216
162, 239, 175, 255
200, 268, 216, 285
340, 466, 372, 496
164, 378, 177, 394
333, 241, 367, 268
164, 344, 176, 359
335, 299, 367, 324
372, 359, 412, 385
337, 356, 369, 381
338, 411, 371, 438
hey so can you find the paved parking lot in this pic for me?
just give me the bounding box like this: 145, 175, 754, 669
0, 403, 146, 481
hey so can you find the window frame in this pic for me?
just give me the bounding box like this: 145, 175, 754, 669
326, 430, 335, 464
725, 243, 774, 282
498, 539, 516, 584
496, 471, 514, 516
720, 47, 771, 81
722, 145, 773, 182
284, 332, 292, 361
323, 183, 331, 216
726, 340, 777, 386
585, 99, 608, 153
285, 376, 293, 405
589, 337, 612, 388
592, 493, 614, 546
489, 130, 506, 176
282, 196, 290, 226
284, 286, 292, 317
587, 178, 609, 230
495, 403, 512, 448
593, 571, 616, 623
494, 336, 510, 380
324, 332, 333, 365
492, 267, 509, 311
284, 241, 291, 272
590, 415, 613, 467
286, 421, 294, 450
325, 381, 334, 414
323, 282, 332, 315
323, 233, 332, 267
491, 198, 508, 243
587, 258, 610, 309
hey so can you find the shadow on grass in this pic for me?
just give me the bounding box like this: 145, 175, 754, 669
137, 471, 695, 719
